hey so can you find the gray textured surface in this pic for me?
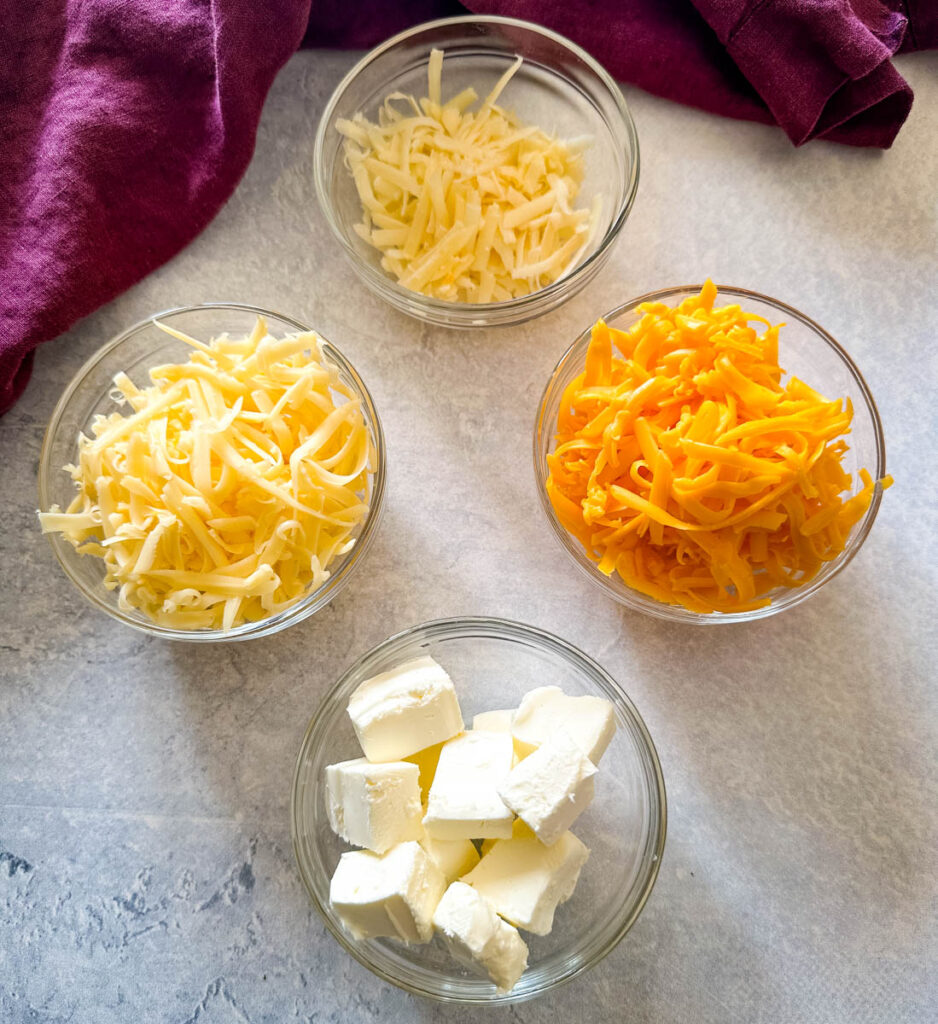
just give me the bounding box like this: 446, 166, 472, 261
2, 47, 937, 1024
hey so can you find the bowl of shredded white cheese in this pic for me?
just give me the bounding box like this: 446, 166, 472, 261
314, 16, 640, 328
37, 303, 386, 641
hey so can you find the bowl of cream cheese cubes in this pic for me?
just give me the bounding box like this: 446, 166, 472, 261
291, 617, 666, 1003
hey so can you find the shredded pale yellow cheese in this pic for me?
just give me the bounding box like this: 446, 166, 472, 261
337, 48, 600, 303
39, 318, 376, 630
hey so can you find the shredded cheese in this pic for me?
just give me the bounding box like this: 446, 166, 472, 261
337, 48, 600, 303
39, 318, 376, 630
546, 281, 893, 613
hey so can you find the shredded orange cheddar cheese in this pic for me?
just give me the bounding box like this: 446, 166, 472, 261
546, 281, 892, 613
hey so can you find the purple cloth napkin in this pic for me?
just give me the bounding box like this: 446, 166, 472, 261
473, 0, 925, 145
1, 1, 934, 414
0, 0, 311, 415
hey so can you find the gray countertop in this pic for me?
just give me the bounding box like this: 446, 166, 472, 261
2, 47, 936, 1024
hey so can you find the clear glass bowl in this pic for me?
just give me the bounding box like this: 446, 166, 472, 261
314, 16, 640, 328
534, 285, 889, 624
291, 616, 666, 1004
37, 303, 386, 642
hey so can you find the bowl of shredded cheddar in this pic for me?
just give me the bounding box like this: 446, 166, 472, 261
535, 283, 891, 623
38, 303, 386, 640
314, 16, 639, 328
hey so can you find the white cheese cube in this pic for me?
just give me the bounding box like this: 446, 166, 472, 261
325, 758, 423, 853
472, 709, 513, 732
420, 835, 480, 884
329, 841, 445, 943
498, 730, 597, 846
462, 832, 589, 935
432, 882, 529, 993
511, 686, 616, 763
423, 731, 514, 840
347, 656, 463, 762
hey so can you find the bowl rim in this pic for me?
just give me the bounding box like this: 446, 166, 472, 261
290, 614, 668, 1004
37, 301, 388, 643
533, 283, 889, 625
313, 14, 641, 322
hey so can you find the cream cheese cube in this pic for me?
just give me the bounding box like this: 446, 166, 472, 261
511, 686, 616, 763
462, 832, 589, 935
420, 835, 480, 884
329, 841, 445, 943
471, 709, 513, 732
347, 656, 463, 762
423, 731, 514, 840
325, 758, 423, 853
498, 730, 597, 846
432, 882, 529, 993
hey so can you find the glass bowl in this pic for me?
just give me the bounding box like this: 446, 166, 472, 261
291, 616, 666, 1004
314, 16, 640, 328
37, 303, 386, 642
534, 285, 889, 624
536, 284, 884, 626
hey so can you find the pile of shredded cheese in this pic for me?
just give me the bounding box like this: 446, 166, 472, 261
39, 319, 375, 630
337, 48, 600, 303
546, 281, 892, 613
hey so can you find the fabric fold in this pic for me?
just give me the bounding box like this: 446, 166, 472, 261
471, 0, 918, 147
0, 0, 311, 414
709, 0, 912, 144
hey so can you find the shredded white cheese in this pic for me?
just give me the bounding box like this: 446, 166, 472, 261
337, 49, 600, 304
39, 318, 375, 630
